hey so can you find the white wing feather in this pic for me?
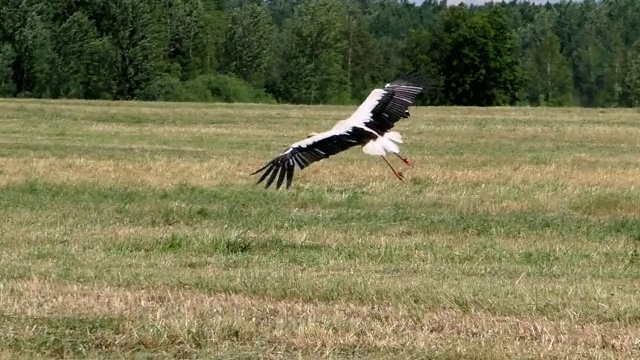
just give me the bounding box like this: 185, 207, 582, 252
331, 88, 387, 132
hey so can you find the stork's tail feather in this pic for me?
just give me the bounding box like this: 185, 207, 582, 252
362, 139, 386, 156
385, 131, 403, 144
362, 131, 403, 156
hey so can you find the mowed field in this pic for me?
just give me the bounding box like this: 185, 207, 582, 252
1, 99, 640, 359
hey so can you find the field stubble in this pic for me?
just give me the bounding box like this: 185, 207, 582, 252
1, 99, 640, 359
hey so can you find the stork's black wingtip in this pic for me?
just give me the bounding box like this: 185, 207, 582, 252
250, 163, 269, 176
390, 71, 439, 93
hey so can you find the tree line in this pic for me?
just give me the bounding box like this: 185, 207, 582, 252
0, 0, 639, 107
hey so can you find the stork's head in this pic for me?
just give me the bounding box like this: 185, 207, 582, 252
307, 132, 319, 138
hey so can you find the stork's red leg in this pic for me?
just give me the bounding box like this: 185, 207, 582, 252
393, 153, 413, 167
381, 156, 405, 182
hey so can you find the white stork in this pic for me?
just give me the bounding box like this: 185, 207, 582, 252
251, 78, 428, 189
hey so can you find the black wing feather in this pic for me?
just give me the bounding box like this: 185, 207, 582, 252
251, 128, 372, 190
365, 78, 431, 135
264, 164, 280, 188
276, 164, 287, 189
285, 162, 295, 188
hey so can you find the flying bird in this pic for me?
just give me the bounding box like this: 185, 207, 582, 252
251, 77, 429, 189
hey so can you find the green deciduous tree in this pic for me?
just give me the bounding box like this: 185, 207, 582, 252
400, 28, 439, 105
276, 0, 349, 104
621, 40, 640, 107
220, 3, 275, 88
162, 0, 223, 81
3, 1, 57, 97
431, 5, 523, 106
265, 0, 299, 28
0, 43, 15, 96
344, 1, 380, 102
55, 11, 117, 99
567, 1, 621, 107
108, 0, 167, 99
521, 10, 573, 106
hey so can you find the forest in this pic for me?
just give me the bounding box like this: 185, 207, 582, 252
0, 0, 639, 107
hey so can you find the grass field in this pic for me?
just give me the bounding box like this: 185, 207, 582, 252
1, 98, 640, 359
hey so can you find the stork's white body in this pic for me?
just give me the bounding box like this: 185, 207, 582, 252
361, 130, 403, 156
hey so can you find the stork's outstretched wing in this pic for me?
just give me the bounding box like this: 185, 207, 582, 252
251, 127, 373, 189
357, 79, 428, 135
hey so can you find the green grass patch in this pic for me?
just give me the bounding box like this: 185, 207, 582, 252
2, 100, 640, 358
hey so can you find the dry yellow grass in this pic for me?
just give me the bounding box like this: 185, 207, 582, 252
2, 279, 639, 359
1, 98, 640, 358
